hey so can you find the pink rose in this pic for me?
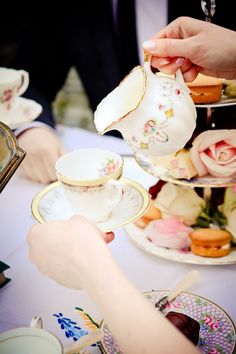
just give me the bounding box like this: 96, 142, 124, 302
190, 130, 236, 177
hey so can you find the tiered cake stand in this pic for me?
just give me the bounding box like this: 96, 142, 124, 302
125, 98, 236, 265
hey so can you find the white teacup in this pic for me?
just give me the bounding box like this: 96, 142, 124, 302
55, 148, 124, 222
0, 317, 62, 354
0, 316, 103, 354
0, 67, 29, 114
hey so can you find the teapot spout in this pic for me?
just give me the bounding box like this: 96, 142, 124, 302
94, 66, 146, 135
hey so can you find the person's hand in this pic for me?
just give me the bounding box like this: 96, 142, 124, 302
18, 127, 66, 183
27, 215, 114, 289
143, 16, 236, 81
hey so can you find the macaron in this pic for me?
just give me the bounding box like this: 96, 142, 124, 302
189, 228, 232, 258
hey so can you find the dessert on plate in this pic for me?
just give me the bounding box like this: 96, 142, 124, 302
165, 311, 200, 346
134, 199, 162, 229
189, 228, 232, 258
150, 149, 198, 180
187, 73, 223, 104
145, 217, 192, 250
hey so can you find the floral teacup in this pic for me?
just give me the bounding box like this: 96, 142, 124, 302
0, 67, 29, 114
55, 148, 123, 222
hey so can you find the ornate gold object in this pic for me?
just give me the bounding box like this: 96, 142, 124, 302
0, 121, 25, 193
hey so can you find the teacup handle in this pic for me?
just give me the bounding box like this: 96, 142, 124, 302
17, 70, 29, 96
106, 179, 123, 210
30, 316, 43, 329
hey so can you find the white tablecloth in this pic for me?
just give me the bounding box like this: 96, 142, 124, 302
0, 125, 235, 347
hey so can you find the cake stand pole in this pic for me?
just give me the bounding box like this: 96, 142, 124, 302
201, 0, 216, 22
200, 0, 216, 128
203, 187, 212, 203
206, 106, 213, 127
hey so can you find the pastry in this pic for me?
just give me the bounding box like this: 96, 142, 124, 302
187, 73, 223, 104
145, 217, 192, 250
150, 149, 198, 179
224, 82, 236, 98
221, 79, 236, 98
134, 200, 162, 229
134, 216, 150, 229
166, 311, 200, 346
189, 228, 231, 257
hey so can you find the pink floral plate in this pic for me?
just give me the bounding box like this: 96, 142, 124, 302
125, 223, 236, 265
134, 152, 236, 188
100, 290, 236, 354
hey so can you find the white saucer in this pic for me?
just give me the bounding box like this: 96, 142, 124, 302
31, 178, 150, 232
0, 97, 42, 129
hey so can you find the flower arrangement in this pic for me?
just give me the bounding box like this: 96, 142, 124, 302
190, 129, 236, 178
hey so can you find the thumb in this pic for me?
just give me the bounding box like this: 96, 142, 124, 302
143, 37, 191, 58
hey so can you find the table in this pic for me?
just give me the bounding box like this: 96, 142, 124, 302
0, 125, 235, 349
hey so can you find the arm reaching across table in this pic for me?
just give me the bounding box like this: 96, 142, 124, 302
27, 215, 199, 354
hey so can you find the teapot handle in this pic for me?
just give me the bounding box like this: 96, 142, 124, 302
144, 55, 190, 93
175, 69, 191, 93
143, 55, 175, 80
143, 54, 156, 77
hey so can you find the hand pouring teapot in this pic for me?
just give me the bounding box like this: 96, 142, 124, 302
94, 57, 197, 156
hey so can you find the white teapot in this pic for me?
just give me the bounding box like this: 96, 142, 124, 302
94, 58, 197, 156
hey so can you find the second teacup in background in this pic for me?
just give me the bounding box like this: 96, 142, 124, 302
55, 148, 124, 222
0, 67, 29, 114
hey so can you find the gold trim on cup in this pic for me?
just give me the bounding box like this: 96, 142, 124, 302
56, 167, 123, 187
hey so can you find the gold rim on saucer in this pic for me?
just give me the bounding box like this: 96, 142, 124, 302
31, 178, 150, 232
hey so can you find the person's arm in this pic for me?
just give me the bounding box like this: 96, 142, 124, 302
15, 84, 66, 184
28, 216, 199, 354
143, 16, 236, 81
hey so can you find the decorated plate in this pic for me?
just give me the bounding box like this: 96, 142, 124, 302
134, 152, 236, 188
125, 223, 236, 265
31, 178, 150, 232
100, 290, 236, 354
1, 97, 42, 129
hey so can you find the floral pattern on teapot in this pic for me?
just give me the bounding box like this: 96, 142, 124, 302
94, 61, 197, 157
127, 81, 187, 152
